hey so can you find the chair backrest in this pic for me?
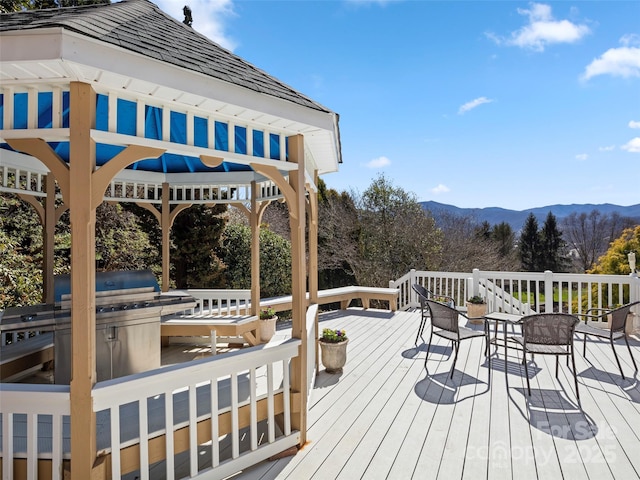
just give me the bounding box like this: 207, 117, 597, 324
425, 299, 459, 333
609, 301, 640, 333
520, 313, 579, 346
412, 284, 431, 302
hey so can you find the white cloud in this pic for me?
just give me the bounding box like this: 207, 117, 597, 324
575, 153, 588, 161
581, 45, 640, 81
599, 145, 615, 152
629, 120, 640, 129
487, 3, 590, 52
156, 0, 238, 51
621, 137, 640, 153
431, 184, 450, 195
458, 97, 493, 115
365, 156, 391, 168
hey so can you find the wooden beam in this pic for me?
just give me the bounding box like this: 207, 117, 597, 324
307, 171, 320, 373
43, 175, 56, 304
287, 134, 308, 444
68, 81, 99, 479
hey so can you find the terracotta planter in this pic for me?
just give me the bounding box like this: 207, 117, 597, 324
320, 339, 349, 373
259, 316, 277, 343
466, 302, 487, 324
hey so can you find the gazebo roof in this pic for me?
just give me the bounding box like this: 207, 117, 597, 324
0, 0, 331, 114
0, 0, 341, 194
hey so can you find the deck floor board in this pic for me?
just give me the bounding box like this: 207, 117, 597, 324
233, 308, 640, 480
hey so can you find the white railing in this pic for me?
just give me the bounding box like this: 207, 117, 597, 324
92, 338, 301, 479
392, 270, 470, 310
394, 269, 640, 321
0, 384, 70, 480
185, 289, 251, 316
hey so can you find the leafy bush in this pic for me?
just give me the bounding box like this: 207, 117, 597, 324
218, 223, 291, 298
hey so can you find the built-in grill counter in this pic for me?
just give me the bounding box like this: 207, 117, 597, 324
0, 270, 195, 384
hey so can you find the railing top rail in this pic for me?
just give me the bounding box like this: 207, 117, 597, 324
92, 339, 301, 411
0, 384, 70, 413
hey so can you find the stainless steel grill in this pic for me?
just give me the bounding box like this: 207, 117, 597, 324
0, 270, 194, 383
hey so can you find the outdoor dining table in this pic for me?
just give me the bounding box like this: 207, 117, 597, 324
483, 312, 524, 369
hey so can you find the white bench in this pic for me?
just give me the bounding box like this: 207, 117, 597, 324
261, 286, 399, 312
161, 314, 260, 351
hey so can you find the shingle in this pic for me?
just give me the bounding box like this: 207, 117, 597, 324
0, 0, 330, 114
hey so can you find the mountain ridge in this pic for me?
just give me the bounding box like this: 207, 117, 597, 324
420, 201, 640, 231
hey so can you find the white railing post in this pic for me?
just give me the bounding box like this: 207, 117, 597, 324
472, 268, 480, 298
544, 270, 554, 313
631, 274, 640, 332
409, 269, 416, 306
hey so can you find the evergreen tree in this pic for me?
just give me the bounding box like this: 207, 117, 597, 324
519, 213, 541, 272
539, 211, 568, 272
218, 223, 291, 298
171, 204, 227, 289
492, 222, 516, 258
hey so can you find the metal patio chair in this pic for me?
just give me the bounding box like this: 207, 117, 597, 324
424, 299, 488, 379
575, 301, 639, 379
512, 313, 580, 400
412, 283, 456, 345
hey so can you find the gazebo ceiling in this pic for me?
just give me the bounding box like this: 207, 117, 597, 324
0, 0, 342, 195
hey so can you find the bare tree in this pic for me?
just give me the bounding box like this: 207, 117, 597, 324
434, 212, 520, 272
562, 210, 635, 272
352, 175, 441, 287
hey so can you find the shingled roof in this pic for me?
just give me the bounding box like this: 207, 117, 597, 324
0, 0, 331, 114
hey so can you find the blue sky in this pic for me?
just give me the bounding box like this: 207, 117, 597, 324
156, 0, 640, 210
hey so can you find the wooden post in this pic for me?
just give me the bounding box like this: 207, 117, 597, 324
307, 171, 319, 372
288, 135, 308, 442
68, 81, 98, 478
250, 181, 261, 317
161, 182, 171, 292
43, 174, 56, 304
308, 171, 319, 304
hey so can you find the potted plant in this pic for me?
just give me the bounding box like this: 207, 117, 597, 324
466, 295, 487, 323
259, 306, 278, 342
319, 328, 349, 373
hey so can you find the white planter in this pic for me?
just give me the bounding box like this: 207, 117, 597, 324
259, 316, 277, 343
320, 339, 349, 373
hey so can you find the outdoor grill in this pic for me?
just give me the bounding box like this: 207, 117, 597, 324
0, 270, 195, 384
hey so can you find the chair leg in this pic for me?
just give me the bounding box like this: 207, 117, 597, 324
623, 335, 638, 371
610, 337, 625, 379
415, 316, 426, 345
450, 340, 459, 379
571, 347, 580, 401
555, 355, 559, 379
524, 350, 531, 396
424, 330, 434, 369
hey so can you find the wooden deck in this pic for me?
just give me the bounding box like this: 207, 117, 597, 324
231, 308, 640, 480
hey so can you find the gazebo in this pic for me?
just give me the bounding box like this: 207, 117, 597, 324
0, 1, 341, 478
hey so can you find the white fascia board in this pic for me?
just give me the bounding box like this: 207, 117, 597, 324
0, 30, 64, 64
